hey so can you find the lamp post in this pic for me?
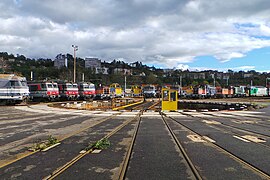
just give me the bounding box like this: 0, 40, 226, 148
72, 45, 78, 83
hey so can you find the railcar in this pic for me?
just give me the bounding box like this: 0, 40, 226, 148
215, 86, 234, 98
233, 86, 246, 97
131, 85, 142, 97
142, 85, 156, 98
192, 85, 207, 98
180, 86, 193, 98
78, 82, 96, 100
95, 85, 110, 99
110, 83, 123, 98
28, 81, 59, 101
58, 82, 79, 100
192, 85, 216, 98
0, 74, 29, 105
52, 82, 60, 100
249, 86, 268, 96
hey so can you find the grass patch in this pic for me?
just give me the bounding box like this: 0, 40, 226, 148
29, 135, 59, 151
84, 138, 111, 151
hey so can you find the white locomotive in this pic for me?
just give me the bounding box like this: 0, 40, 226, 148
0, 74, 30, 105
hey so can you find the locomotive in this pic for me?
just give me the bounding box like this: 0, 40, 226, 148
57, 82, 79, 100
78, 82, 96, 100
28, 81, 60, 101
0, 74, 30, 105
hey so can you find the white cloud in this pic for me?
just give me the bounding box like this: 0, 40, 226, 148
0, 0, 270, 67
188, 65, 256, 72
176, 64, 189, 70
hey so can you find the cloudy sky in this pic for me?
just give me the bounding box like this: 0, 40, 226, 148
1, 0, 270, 72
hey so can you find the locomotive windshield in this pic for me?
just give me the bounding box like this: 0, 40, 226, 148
10, 80, 21, 87
144, 86, 154, 91
47, 84, 53, 88
73, 84, 78, 88
89, 84, 95, 89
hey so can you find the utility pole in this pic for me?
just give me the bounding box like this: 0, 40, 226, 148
124, 76, 126, 97
211, 74, 215, 87
72, 45, 78, 83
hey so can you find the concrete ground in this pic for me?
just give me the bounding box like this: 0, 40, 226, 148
0, 101, 270, 179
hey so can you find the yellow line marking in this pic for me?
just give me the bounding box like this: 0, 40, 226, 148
112, 100, 144, 111
0, 151, 37, 168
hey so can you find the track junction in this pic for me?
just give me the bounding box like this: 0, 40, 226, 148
0, 100, 270, 179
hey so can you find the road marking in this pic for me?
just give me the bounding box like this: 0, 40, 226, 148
187, 135, 206, 142
91, 149, 102, 154
233, 135, 250, 142
241, 135, 266, 143
41, 143, 61, 152
202, 120, 221, 125
202, 136, 216, 143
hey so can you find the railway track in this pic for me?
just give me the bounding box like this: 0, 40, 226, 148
160, 112, 203, 180
0, 102, 156, 179
44, 111, 142, 180
184, 111, 270, 149
44, 102, 161, 179
0, 109, 122, 169
2, 103, 270, 179
124, 100, 159, 111
163, 112, 270, 179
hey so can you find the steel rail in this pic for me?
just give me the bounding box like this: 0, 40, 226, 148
44, 112, 142, 180
182, 111, 270, 150
131, 101, 156, 111
118, 111, 142, 180
160, 112, 203, 180
167, 113, 270, 179
200, 111, 270, 135
0, 111, 121, 168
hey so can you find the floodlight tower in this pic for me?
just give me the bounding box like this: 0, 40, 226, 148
72, 45, 78, 83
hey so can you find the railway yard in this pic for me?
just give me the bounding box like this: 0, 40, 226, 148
1, 99, 270, 179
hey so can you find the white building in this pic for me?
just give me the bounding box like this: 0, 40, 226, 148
54, 54, 67, 68
95, 67, 109, 74
85, 58, 101, 69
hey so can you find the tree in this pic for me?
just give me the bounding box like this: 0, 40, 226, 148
203, 80, 209, 85
145, 73, 158, 84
